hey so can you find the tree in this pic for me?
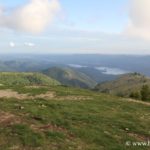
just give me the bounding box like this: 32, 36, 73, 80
141, 85, 150, 101
129, 91, 141, 99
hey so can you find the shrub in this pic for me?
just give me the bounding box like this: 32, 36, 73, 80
141, 85, 150, 101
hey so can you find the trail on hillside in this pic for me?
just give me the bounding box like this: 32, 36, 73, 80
0, 90, 55, 99
123, 98, 150, 106
0, 89, 92, 101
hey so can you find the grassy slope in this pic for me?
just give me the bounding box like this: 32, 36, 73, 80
0, 85, 149, 150
42, 67, 96, 88
0, 72, 60, 86
95, 73, 150, 97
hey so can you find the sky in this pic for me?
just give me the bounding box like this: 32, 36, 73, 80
0, 0, 150, 54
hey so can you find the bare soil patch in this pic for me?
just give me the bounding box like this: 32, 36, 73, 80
128, 132, 150, 141
0, 111, 21, 126
25, 85, 45, 89
56, 96, 92, 101
0, 90, 28, 99
0, 89, 91, 101
31, 123, 75, 139
35, 92, 55, 99
0, 89, 55, 99
124, 98, 150, 106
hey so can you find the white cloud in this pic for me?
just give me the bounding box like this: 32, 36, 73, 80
0, 0, 61, 34
9, 42, 15, 47
24, 42, 35, 47
125, 0, 150, 40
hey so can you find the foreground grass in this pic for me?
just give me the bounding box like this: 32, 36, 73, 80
0, 86, 149, 150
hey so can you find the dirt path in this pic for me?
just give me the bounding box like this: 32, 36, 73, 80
0, 90, 28, 99
0, 111, 21, 125
56, 96, 92, 101
0, 89, 92, 101
0, 89, 55, 99
1, 89, 149, 105
123, 98, 150, 106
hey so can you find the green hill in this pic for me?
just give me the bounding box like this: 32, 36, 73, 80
95, 73, 150, 97
0, 85, 149, 149
42, 67, 96, 88
0, 72, 60, 86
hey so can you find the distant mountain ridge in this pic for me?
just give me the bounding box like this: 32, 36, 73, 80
42, 67, 97, 88
95, 73, 150, 97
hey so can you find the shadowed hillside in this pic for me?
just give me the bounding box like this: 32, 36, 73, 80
42, 67, 96, 88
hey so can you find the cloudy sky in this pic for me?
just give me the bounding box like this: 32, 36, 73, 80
0, 0, 150, 54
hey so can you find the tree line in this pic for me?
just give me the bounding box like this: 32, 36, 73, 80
129, 85, 150, 101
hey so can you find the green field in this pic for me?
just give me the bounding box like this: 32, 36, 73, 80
0, 85, 149, 150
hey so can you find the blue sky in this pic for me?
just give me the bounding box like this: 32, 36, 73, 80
0, 0, 128, 32
61, 0, 128, 32
0, 0, 150, 54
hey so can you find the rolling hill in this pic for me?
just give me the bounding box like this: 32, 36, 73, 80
0, 72, 60, 86
95, 73, 150, 97
42, 67, 97, 88
0, 84, 149, 149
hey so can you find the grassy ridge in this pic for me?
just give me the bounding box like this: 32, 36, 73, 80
0, 72, 60, 86
0, 85, 149, 149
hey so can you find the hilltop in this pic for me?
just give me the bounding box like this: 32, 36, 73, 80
42, 67, 96, 88
0, 72, 149, 149
0, 84, 149, 149
95, 73, 150, 97
0, 72, 60, 86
